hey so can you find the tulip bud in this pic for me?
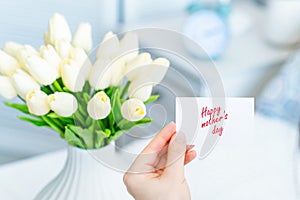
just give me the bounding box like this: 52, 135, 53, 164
60, 59, 85, 92
11, 69, 40, 99
96, 31, 120, 59
25, 55, 59, 85
87, 91, 111, 120
0, 50, 20, 76
128, 84, 152, 102
125, 53, 152, 81
48, 13, 72, 45
16, 45, 39, 67
119, 32, 139, 62
89, 59, 112, 90
48, 92, 78, 117
72, 23, 92, 52
26, 90, 50, 116
121, 98, 146, 121
54, 39, 72, 59
40, 45, 61, 71
0, 76, 17, 99
3, 41, 23, 58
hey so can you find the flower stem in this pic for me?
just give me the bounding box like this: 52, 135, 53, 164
121, 81, 130, 98
41, 116, 64, 137
52, 80, 63, 92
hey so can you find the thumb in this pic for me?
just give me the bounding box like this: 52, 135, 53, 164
163, 132, 186, 180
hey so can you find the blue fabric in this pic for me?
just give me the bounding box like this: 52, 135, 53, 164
257, 49, 300, 124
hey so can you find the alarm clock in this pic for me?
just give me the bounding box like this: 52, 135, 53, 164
183, 3, 230, 59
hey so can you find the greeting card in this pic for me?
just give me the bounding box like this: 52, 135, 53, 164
176, 97, 254, 159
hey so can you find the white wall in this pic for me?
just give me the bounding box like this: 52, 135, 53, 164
0, 0, 117, 48
124, 0, 191, 23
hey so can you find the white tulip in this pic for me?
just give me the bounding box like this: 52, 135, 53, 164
89, 59, 112, 90
25, 55, 59, 85
0, 76, 17, 99
128, 84, 152, 102
87, 91, 111, 120
16, 45, 39, 67
96, 31, 120, 59
48, 92, 78, 117
72, 23, 92, 52
89, 57, 125, 89
3, 41, 22, 58
110, 57, 126, 86
0, 50, 20, 76
128, 57, 170, 86
148, 57, 170, 85
121, 98, 146, 121
26, 90, 50, 116
54, 39, 72, 59
40, 45, 61, 71
119, 32, 139, 62
125, 53, 152, 81
69, 47, 91, 68
44, 32, 50, 45
60, 59, 85, 92
48, 13, 72, 45
11, 69, 40, 99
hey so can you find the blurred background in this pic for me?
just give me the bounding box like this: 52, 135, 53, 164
0, 0, 300, 199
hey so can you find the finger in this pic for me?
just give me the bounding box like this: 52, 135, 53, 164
163, 131, 186, 181
155, 144, 194, 169
127, 122, 176, 173
142, 122, 176, 154
184, 150, 197, 165
186, 145, 195, 152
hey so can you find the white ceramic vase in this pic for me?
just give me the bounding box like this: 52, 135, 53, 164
34, 144, 131, 200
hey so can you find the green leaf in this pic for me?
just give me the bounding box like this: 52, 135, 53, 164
41, 116, 64, 137
83, 82, 91, 93
117, 118, 152, 131
135, 118, 153, 125
94, 130, 108, 148
144, 95, 160, 104
111, 88, 123, 123
120, 81, 130, 98
108, 130, 123, 142
4, 102, 29, 114
67, 125, 95, 149
65, 126, 85, 148
18, 116, 48, 127
47, 113, 74, 125
83, 92, 90, 103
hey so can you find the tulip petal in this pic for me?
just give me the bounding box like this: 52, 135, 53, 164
48, 92, 78, 117
0, 76, 17, 99
121, 98, 146, 121
26, 90, 50, 116
72, 23, 92, 52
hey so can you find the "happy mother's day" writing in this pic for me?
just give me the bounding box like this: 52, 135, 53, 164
200, 106, 228, 136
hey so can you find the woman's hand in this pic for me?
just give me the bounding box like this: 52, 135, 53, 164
123, 122, 196, 200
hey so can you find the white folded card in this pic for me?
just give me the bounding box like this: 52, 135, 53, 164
176, 97, 254, 159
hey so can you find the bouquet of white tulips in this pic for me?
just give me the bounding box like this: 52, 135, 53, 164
0, 14, 169, 149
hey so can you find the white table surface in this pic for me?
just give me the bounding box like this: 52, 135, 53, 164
0, 114, 299, 200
